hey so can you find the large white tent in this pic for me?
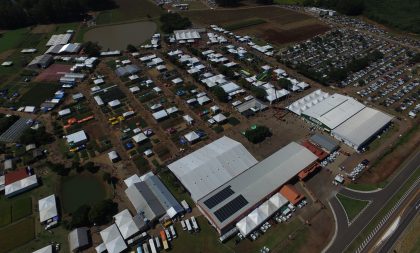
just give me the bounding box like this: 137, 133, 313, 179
236, 216, 257, 236
269, 192, 289, 209
258, 200, 277, 218
113, 209, 140, 239
38, 194, 58, 223
100, 224, 127, 253
248, 208, 266, 225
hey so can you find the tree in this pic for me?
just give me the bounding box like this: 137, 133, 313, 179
126, 44, 137, 53
83, 41, 101, 57
215, 0, 241, 7
211, 86, 229, 103
84, 161, 99, 173
256, 0, 273, 4
336, 0, 364, 16
245, 125, 271, 144
70, 205, 91, 228
102, 172, 111, 184
160, 13, 191, 34
88, 199, 118, 225
277, 78, 292, 90
251, 86, 267, 101
19, 126, 54, 145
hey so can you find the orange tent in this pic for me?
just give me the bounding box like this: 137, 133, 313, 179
280, 184, 304, 205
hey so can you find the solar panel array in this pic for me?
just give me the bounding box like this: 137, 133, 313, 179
214, 195, 248, 222
203, 186, 234, 209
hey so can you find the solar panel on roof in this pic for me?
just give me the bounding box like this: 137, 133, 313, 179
204, 186, 234, 209
214, 195, 248, 222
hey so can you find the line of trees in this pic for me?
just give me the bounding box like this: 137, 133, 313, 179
0, 0, 116, 29
302, 0, 365, 15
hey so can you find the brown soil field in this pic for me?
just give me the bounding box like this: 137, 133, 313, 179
34, 64, 72, 82
185, 6, 330, 45
84, 21, 157, 50
30, 24, 55, 34
239, 23, 330, 45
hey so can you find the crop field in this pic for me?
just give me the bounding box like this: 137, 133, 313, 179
184, 7, 329, 45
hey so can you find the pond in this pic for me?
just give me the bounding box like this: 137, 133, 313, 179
84, 21, 157, 50
60, 175, 107, 213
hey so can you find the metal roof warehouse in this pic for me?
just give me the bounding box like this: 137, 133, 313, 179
197, 142, 318, 234
167, 136, 258, 202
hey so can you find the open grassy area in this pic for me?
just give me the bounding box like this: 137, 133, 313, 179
0, 217, 35, 253
337, 194, 369, 222
345, 167, 420, 253
0, 29, 29, 53
11, 197, 32, 222
346, 181, 388, 191
223, 19, 267, 31
17, 82, 61, 106
0, 201, 12, 227
60, 174, 108, 213
95, 0, 162, 25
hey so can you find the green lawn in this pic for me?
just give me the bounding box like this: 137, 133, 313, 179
337, 194, 369, 222
0, 28, 29, 53
347, 181, 388, 191
0, 217, 35, 253
11, 197, 32, 222
0, 202, 12, 228
170, 216, 233, 253
17, 82, 61, 106
95, 0, 162, 25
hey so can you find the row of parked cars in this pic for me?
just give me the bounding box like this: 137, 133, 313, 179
347, 159, 369, 180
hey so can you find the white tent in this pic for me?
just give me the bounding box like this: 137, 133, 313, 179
100, 224, 127, 253
269, 192, 289, 209
184, 131, 200, 143
258, 200, 277, 218
114, 209, 140, 240
38, 194, 58, 223
236, 216, 256, 236
248, 208, 266, 226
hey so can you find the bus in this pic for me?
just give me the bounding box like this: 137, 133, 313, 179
185, 219, 192, 232
165, 229, 172, 241
191, 216, 200, 232
148, 238, 157, 253
154, 237, 161, 250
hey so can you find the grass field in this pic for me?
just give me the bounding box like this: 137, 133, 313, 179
17, 82, 61, 106
274, 0, 303, 4
11, 198, 32, 222
0, 201, 11, 227
0, 217, 35, 253
60, 174, 107, 213
346, 181, 387, 191
337, 194, 369, 222
96, 0, 162, 25
0, 29, 29, 53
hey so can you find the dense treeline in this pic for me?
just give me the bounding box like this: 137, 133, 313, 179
0, 0, 116, 29
301, 0, 420, 34
160, 13, 191, 34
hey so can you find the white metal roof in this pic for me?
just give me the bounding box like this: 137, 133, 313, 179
198, 142, 318, 230
38, 194, 58, 223
184, 131, 200, 142
5, 174, 38, 197
302, 94, 365, 129
168, 136, 258, 202
66, 130, 87, 145
132, 133, 148, 143
100, 224, 127, 253
113, 209, 140, 239
287, 89, 330, 115
331, 107, 393, 148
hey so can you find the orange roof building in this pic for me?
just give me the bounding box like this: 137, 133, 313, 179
280, 184, 304, 205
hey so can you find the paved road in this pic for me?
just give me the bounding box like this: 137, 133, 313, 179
376, 194, 420, 253
324, 149, 420, 253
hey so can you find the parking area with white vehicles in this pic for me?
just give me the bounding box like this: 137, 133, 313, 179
321, 151, 340, 167
347, 159, 370, 180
